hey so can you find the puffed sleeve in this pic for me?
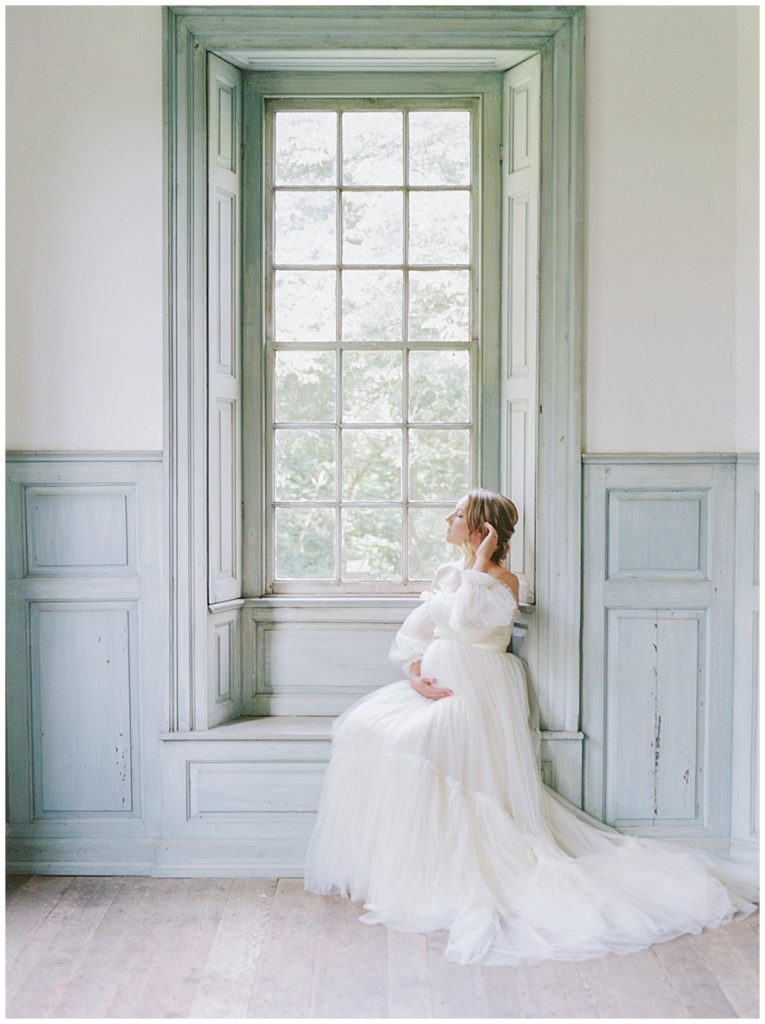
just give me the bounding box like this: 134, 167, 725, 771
388, 597, 435, 674
448, 569, 517, 641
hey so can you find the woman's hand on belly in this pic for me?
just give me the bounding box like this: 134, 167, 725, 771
409, 660, 453, 701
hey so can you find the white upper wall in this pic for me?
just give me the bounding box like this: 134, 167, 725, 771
5, 6, 758, 453
6, 6, 163, 451
585, 5, 758, 453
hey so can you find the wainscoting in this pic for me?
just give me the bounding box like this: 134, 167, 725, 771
5, 454, 166, 873
582, 455, 759, 852
5, 452, 758, 874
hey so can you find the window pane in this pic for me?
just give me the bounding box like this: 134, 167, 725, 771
343, 351, 402, 423
342, 428, 402, 500
275, 507, 336, 579
274, 350, 336, 423
274, 111, 337, 186
408, 111, 471, 186
274, 429, 335, 500
342, 270, 403, 341
274, 192, 336, 265
274, 270, 336, 342
408, 270, 470, 341
409, 192, 470, 265
342, 508, 402, 580
409, 428, 469, 500
342, 111, 403, 186
408, 506, 454, 580
342, 192, 403, 265
409, 350, 470, 423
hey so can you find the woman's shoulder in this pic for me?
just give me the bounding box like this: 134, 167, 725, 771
487, 567, 520, 604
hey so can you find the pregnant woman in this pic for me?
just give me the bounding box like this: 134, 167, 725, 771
304, 489, 758, 965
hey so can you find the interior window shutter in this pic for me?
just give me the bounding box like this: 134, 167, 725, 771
207, 54, 242, 605
501, 54, 540, 604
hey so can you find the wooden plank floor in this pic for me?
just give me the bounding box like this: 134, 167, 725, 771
5, 875, 759, 1019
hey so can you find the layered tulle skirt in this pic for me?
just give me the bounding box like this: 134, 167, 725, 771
304, 637, 758, 965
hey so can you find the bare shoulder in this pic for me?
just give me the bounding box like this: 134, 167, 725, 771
492, 568, 520, 603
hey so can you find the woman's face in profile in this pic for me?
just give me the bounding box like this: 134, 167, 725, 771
445, 497, 470, 547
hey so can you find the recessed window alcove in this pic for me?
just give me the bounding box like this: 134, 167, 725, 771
164, 6, 584, 802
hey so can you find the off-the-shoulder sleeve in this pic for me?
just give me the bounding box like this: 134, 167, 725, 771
388, 598, 435, 673
448, 569, 517, 641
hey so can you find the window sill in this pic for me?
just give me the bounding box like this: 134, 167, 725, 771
160, 715, 334, 742
209, 595, 535, 615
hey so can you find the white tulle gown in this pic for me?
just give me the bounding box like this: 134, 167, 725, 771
304, 561, 758, 966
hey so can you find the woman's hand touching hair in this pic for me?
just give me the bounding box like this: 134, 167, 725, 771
474, 522, 499, 573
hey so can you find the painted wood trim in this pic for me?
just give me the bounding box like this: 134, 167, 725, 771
582, 453, 744, 464
582, 460, 738, 838
6, 457, 166, 840
730, 458, 759, 842
6, 451, 164, 462
165, 7, 586, 740
501, 54, 541, 603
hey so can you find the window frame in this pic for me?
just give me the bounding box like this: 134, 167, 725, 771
165, 6, 585, 738
245, 76, 501, 596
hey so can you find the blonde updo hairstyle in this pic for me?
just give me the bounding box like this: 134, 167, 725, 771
461, 489, 519, 568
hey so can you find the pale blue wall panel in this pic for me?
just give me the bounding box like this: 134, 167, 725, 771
24, 486, 134, 575
583, 457, 741, 843
31, 603, 135, 815
6, 454, 165, 874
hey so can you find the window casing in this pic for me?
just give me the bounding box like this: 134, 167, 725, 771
167, 5, 584, 734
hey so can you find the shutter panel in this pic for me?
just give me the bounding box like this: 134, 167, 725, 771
208, 55, 242, 604
501, 54, 540, 604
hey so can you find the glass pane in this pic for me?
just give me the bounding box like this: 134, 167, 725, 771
409, 349, 470, 422
342, 192, 403, 265
408, 111, 471, 186
343, 111, 403, 186
275, 507, 335, 579
409, 428, 469, 501
274, 270, 336, 341
409, 192, 470, 265
274, 111, 337, 186
408, 506, 454, 580
274, 429, 335, 500
342, 428, 402, 500
343, 351, 402, 423
408, 270, 470, 341
342, 270, 402, 341
342, 508, 402, 581
274, 192, 336, 265
274, 350, 336, 423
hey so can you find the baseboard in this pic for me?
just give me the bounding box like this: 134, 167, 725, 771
6, 837, 157, 876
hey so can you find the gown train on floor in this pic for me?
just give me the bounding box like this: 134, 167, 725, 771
304, 562, 758, 966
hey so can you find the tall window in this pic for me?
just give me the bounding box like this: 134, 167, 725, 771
265, 99, 480, 593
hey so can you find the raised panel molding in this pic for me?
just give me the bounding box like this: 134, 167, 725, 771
23, 485, 135, 576
30, 602, 137, 817
215, 397, 238, 582
188, 760, 326, 819
215, 190, 236, 375
583, 458, 737, 841
607, 490, 707, 580
604, 609, 703, 826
